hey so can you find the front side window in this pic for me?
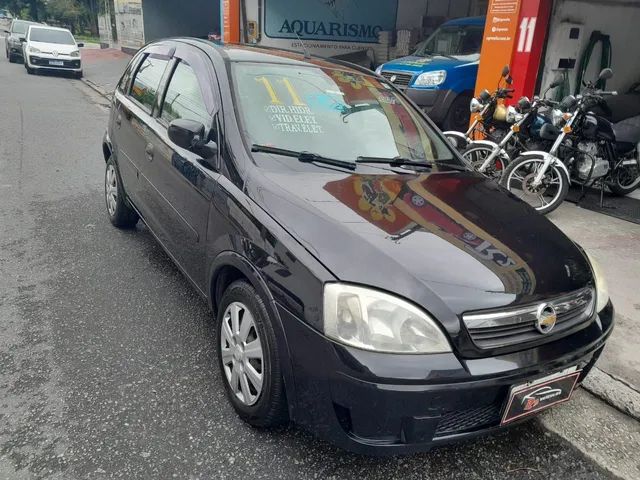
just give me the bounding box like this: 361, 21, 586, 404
232, 63, 457, 165
161, 61, 209, 127
414, 25, 484, 57
130, 55, 169, 111
29, 28, 75, 45
12, 21, 30, 35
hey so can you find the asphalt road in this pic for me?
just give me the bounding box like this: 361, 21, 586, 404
0, 41, 614, 479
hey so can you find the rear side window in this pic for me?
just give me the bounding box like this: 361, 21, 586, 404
130, 54, 169, 112
161, 61, 209, 126
117, 51, 144, 94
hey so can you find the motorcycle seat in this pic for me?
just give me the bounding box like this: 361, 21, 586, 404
614, 121, 640, 145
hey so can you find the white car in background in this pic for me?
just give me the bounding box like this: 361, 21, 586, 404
22, 25, 83, 78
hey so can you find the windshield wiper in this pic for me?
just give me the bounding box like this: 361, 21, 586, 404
356, 156, 434, 169
357, 156, 468, 172
251, 144, 356, 171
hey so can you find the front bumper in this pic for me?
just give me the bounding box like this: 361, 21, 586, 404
27, 55, 81, 71
278, 301, 614, 455
404, 88, 458, 124
8, 43, 23, 56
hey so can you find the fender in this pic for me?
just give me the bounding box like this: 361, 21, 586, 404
466, 139, 510, 162
207, 250, 298, 421
442, 130, 469, 149
518, 151, 570, 179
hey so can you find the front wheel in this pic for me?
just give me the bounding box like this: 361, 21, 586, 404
463, 145, 508, 181
501, 156, 569, 215
442, 94, 472, 132
608, 162, 640, 196
217, 280, 289, 428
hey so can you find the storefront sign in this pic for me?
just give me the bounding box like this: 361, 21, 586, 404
264, 0, 398, 43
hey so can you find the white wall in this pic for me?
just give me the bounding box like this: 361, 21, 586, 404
541, 0, 640, 93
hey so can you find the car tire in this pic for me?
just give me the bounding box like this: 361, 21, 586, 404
105, 156, 138, 228
25, 65, 34, 74
443, 94, 472, 132
216, 280, 289, 428
75, 70, 83, 79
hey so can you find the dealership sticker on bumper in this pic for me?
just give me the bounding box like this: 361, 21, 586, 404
501, 367, 581, 425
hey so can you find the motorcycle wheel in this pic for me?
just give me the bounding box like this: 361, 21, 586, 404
501, 156, 569, 215
608, 163, 640, 196
463, 145, 508, 181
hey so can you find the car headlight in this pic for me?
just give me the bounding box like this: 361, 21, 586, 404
413, 70, 447, 87
585, 251, 609, 312
70, 50, 80, 57
323, 283, 451, 354
470, 97, 483, 113
29, 46, 41, 54
374, 65, 383, 75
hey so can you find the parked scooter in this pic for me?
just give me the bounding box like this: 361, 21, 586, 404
443, 65, 515, 151
461, 76, 565, 181
501, 68, 640, 215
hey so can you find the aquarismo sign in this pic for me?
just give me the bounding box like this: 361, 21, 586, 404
264, 0, 399, 43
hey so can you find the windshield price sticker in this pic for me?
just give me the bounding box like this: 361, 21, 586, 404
264, 104, 324, 134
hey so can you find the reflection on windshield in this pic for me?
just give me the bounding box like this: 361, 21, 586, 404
323, 173, 536, 294
414, 25, 483, 57
233, 63, 458, 165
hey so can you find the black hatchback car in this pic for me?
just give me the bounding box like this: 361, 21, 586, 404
102, 39, 613, 455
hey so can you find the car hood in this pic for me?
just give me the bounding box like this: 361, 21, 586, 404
246, 169, 593, 319
382, 54, 479, 74
28, 40, 77, 54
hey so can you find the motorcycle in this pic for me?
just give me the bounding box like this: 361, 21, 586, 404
461, 76, 565, 181
501, 68, 640, 215
443, 65, 515, 151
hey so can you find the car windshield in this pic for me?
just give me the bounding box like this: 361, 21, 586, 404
29, 28, 74, 45
232, 63, 458, 166
12, 21, 32, 35
414, 24, 484, 57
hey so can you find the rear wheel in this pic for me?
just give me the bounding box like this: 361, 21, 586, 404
105, 156, 138, 228
463, 145, 508, 181
501, 156, 569, 215
608, 162, 640, 196
443, 94, 472, 132
25, 65, 34, 74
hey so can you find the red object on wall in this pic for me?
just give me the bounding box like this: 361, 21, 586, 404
508, 0, 553, 102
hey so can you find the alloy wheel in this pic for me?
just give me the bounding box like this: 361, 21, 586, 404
105, 164, 118, 216
506, 159, 564, 210
220, 302, 264, 406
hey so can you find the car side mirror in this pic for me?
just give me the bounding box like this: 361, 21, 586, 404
168, 118, 205, 150
77, 42, 84, 47
19, 37, 27, 43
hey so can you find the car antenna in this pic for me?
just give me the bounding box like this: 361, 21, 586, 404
294, 31, 311, 59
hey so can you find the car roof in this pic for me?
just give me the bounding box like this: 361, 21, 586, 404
12, 19, 39, 25
28, 25, 73, 33
174, 39, 375, 76
442, 16, 485, 27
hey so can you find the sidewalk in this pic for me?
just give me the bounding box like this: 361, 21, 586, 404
80, 46, 132, 97
550, 202, 640, 418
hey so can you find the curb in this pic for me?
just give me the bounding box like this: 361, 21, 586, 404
81, 78, 112, 101
581, 367, 640, 422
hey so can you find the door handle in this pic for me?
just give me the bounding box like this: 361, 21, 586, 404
145, 143, 154, 161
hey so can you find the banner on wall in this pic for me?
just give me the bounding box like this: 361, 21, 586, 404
222, 0, 240, 43
264, 0, 399, 43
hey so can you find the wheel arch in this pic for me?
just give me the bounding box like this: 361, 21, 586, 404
208, 251, 298, 420
102, 131, 113, 163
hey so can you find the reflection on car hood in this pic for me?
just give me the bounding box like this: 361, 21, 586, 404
246, 170, 592, 316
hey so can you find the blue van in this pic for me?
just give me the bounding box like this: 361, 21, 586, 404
376, 16, 485, 131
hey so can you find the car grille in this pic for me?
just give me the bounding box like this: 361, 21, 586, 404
434, 403, 502, 437
30, 56, 80, 68
463, 287, 595, 350
380, 71, 413, 88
